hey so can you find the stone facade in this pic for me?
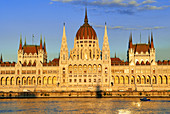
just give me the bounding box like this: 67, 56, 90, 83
0, 9, 170, 92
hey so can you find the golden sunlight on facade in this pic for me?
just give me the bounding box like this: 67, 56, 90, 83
0, 9, 170, 92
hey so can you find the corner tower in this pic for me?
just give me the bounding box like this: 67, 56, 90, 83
128, 32, 156, 65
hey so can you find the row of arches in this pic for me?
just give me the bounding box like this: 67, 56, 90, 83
68, 64, 104, 74
0, 76, 59, 86
114, 75, 168, 84
71, 48, 100, 60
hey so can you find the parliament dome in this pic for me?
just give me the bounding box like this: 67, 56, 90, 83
76, 9, 97, 40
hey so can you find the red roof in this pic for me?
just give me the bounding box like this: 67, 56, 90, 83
76, 23, 97, 40
132, 44, 149, 53
111, 58, 122, 63
111, 58, 129, 66
23, 45, 40, 54
43, 58, 59, 66
0, 62, 15, 67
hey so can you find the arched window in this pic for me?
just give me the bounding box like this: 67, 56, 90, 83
63, 67, 65, 74
105, 67, 108, 74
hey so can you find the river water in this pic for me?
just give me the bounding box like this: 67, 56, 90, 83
0, 98, 170, 113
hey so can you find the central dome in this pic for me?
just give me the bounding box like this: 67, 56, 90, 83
76, 9, 97, 40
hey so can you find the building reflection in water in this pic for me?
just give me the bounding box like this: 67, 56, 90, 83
118, 109, 131, 114
0, 98, 170, 113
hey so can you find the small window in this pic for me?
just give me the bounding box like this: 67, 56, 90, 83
94, 79, 96, 82
105, 55, 107, 60
79, 79, 81, 82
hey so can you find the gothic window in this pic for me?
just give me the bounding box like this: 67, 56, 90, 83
105, 54, 107, 60
94, 79, 96, 82
153, 69, 155, 74
38, 70, 41, 75
105, 67, 108, 74
17, 70, 20, 75
63, 68, 65, 74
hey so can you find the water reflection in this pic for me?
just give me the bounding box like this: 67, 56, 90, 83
0, 98, 170, 113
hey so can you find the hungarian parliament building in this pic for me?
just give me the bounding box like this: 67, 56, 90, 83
0, 9, 170, 92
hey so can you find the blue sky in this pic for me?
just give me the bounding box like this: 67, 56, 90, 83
0, 0, 170, 62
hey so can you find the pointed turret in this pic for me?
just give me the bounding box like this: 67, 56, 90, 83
151, 32, 154, 48
129, 32, 132, 48
102, 22, 109, 49
115, 52, 117, 58
24, 37, 26, 46
40, 35, 42, 49
0, 53, 3, 63
60, 23, 68, 63
84, 7, 88, 24
104, 22, 108, 38
61, 23, 68, 47
102, 22, 110, 61
19, 35, 22, 50
44, 37, 46, 53
148, 35, 150, 47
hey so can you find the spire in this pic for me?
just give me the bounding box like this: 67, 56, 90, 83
148, 35, 150, 45
44, 37, 46, 53
104, 22, 108, 38
0, 53, 3, 62
60, 23, 68, 63
129, 32, 132, 48
102, 22, 110, 53
84, 7, 88, 24
19, 34, 22, 50
103, 22, 109, 46
151, 32, 154, 48
62, 23, 66, 38
24, 36, 26, 46
61, 22, 68, 50
40, 35, 42, 49
115, 52, 117, 58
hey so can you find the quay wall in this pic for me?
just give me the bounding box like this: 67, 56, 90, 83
0, 91, 170, 98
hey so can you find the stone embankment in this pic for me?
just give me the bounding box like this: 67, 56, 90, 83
0, 91, 170, 98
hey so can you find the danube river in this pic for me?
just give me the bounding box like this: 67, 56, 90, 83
0, 98, 170, 113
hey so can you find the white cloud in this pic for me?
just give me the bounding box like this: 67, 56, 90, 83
143, 26, 165, 30
138, 5, 164, 10
142, 0, 156, 4
50, 0, 170, 14
49, 2, 53, 4
93, 24, 166, 31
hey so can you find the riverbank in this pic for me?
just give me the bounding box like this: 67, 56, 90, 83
0, 91, 170, 98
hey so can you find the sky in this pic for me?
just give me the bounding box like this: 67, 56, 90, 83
0, 0, 170, 62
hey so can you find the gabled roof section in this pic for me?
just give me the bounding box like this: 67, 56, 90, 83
111, 57, 129, 66
132, 44, 150, 53
23, 45, 40, 54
